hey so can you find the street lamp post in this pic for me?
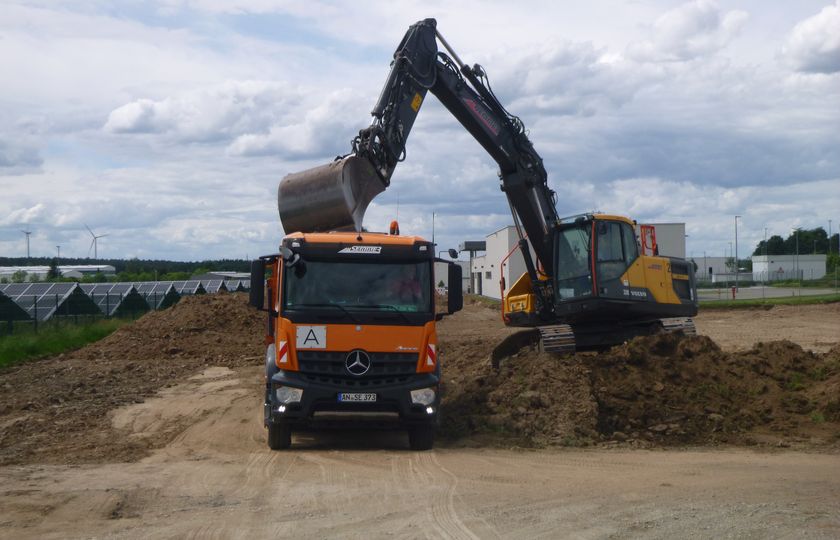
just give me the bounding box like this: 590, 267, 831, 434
431, 212, 436, 245
795, 229, 799, 277
734, 215, 740, 291
763, 227, 768, 292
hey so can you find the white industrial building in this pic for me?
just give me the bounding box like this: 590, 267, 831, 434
752, 255, 826, 281
433, 260, 470, 292
689, 256, 731, 283
645, 222, 686, 258
468, 226, 529, 299
0, 265, 117, 282
465, 221, 687, 299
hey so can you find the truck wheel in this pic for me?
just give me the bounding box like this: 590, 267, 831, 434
267, 422, 292, 450
408, 424, 435, 451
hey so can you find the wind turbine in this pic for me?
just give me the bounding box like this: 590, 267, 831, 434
21, 229, 32, 258
85, 224, 108, 259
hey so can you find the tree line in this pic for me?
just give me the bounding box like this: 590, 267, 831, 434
752, 228, 838, 256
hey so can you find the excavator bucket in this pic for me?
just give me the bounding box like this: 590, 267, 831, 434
277, 155, 386, 233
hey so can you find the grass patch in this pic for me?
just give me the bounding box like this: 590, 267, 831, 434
810, 411, 826, 424
466, 294, 502, 309
700, 293, 840, 309
0, 319, 127, 368
770, 276, 838, 288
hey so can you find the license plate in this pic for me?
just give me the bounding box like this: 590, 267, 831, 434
338, 393, 377, 402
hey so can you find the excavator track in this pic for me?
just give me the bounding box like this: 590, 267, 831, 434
538, 324, 576, 354
537, 317, 697, 355
659, 317, 697, 336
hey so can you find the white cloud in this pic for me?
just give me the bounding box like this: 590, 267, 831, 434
2, 1, 838, 263
0, 140, 43, 174
0, 203, 46, 226
105, 81, 367, 158
628, 0, 748, 62
781, 1, 840, 74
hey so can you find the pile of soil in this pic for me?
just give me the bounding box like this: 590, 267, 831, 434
440, 331, 840, 448
0, 293, 263, 465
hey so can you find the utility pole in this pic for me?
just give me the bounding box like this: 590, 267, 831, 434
734, 215, 740, 291
764, 227, 768, 285
431, 212, 436, 245
830, 219, 833, 255
56, 245, 61, 259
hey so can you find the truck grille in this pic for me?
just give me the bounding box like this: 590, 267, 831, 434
296, 350, 419, 388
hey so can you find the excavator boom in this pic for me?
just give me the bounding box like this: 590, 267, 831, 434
277, 18, 558, 285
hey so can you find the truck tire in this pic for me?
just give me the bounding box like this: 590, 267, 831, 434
267, 422, 292, 450
408, 424, 435, 451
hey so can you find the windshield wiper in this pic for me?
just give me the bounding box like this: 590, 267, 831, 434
292, 303, 360, 323
346, 304, 413, 324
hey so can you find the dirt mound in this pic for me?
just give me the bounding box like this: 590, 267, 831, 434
0, 293, 263, 465
440, 330, 840, 448
591, 334, 840, 446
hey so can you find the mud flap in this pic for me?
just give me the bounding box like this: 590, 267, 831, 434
277, 155, 386, 233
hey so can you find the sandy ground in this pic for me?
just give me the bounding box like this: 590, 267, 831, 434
2, 364, 838, 539
1, 298, 839, 538
695, 303, 839, 353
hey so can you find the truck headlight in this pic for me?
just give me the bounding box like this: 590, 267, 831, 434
275, 386, 303, 404
410, 387, 436, 406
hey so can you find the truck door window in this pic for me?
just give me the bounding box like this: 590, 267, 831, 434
621, 223, 639, 265
597, 221, 627, 282
554, 223, 592, 299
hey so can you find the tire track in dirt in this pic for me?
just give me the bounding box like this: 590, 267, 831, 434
414, 452, 480, 540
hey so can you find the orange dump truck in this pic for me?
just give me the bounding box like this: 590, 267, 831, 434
249, 230, 462, 450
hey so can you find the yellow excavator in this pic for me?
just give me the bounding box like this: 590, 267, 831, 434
276, 18, 698, 353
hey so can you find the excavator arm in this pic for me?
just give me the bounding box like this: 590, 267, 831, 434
278, 19, 559, 289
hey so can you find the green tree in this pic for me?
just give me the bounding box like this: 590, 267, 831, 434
47, 258, 61, 280
11, 270, 28, 283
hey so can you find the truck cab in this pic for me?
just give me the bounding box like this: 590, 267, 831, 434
250, 231, 462, 450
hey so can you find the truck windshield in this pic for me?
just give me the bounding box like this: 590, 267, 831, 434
554, 222, 593, 300
283, 259, 432, 313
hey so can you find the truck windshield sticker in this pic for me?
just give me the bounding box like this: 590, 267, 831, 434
338, 246, 382, 254
296, 326, 327, 349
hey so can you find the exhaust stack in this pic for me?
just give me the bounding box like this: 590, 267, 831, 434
277, 156, 386, 233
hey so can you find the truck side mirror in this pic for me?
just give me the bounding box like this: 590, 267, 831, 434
448, 248, 458, 259
447, 263, 463, 314
249, 259, 265, 309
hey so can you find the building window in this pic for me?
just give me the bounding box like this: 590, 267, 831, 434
485, 271, 491, 279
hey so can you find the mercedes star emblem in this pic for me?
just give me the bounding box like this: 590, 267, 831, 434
345, 350, 372, 376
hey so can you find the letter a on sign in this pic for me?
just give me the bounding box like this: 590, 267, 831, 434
296, 326, 327, 349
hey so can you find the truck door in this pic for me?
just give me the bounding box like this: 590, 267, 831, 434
594, 220, 643, 301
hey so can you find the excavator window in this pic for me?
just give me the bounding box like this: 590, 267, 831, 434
597, 222, 627, 282
554, 222, 592, 300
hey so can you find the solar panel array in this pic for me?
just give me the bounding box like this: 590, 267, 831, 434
79, 283, 150, 317
0, 279, 249, 322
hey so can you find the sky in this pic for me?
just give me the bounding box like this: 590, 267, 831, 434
1, 0, 838, 264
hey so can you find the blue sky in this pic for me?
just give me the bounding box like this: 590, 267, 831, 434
1, 0, 838, 263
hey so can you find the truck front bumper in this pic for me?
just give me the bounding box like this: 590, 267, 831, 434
265, 370, 440, 428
